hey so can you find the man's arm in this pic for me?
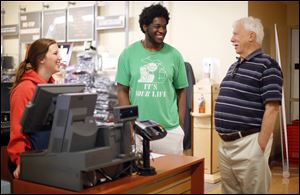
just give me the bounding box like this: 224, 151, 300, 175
117, 83, 130, 106
117, 83, 135, 143
176, 88, 187, 128
258, 101, 280, 152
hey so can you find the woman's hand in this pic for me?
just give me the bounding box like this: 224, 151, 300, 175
13, 164, 20, 179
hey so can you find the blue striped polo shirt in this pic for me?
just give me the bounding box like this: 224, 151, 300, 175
214, 49, 283, 133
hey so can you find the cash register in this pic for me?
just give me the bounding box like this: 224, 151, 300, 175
20, 84, 137, 191
19, 84, 167, 191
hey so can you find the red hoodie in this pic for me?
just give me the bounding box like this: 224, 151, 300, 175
7, 70, 55, 165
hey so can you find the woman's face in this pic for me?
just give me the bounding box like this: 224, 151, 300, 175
41, 44, 62, 74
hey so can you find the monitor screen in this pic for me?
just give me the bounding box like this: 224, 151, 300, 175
21, 83, 85, 134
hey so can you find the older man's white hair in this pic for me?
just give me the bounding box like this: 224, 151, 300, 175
233, 16, 264, 45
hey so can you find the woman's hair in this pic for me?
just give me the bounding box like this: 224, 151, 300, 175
11, 38, 57, 91
233, 16, 264, 45
139, 3, 170, 33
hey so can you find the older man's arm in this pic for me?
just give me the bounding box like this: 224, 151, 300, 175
258, 101, 280, 152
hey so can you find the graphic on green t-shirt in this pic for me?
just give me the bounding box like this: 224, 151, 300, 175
136, 56, 168, 98
138, 56, 166, 83
116, 41, 188, 130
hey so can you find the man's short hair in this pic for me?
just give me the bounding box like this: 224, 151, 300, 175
233, 16, 264, 45
139, 4, 170, 33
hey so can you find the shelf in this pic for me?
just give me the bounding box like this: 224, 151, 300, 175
95, 69, 116, 74
190, 112, 211, 118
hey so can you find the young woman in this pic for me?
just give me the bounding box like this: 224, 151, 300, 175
7, 38, 61, 179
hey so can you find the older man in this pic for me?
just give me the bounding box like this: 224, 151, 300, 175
214, 17, 283, 194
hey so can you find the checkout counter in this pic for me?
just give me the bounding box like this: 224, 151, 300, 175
13, 154, 204, 194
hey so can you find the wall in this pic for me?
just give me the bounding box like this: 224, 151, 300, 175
1, 1, 247, 83
287, 1, 299, 122
286, 1, 299, 27
168, 1, 247, 83
249, 1, 288, 76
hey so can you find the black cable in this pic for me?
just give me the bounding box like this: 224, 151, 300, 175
97, 169, 113, 181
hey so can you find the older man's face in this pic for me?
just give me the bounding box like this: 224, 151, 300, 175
230, 23, 251, 58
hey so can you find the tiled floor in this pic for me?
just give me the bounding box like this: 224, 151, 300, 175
205, 163, 299, 194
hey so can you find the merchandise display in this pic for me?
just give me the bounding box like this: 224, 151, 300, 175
62, 49, 118, 124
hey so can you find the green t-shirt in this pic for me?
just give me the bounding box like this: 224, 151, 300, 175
116, 41, 188, 130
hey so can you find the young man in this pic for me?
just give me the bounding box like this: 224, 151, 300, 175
214, 17, 283, 194
115, 4, 188, 155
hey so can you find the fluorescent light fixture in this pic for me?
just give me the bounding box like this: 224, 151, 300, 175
82, 14, 93, 21
54, 16, 66, 25
68, 15, 74, 23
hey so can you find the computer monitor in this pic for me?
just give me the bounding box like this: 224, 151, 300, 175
48, 92, 98, 153
21, 83, 85, 134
